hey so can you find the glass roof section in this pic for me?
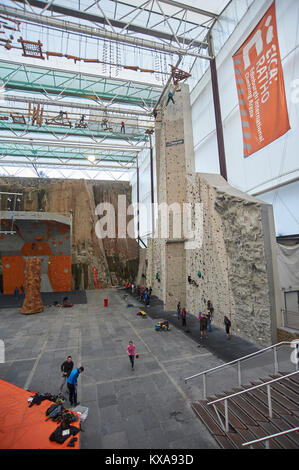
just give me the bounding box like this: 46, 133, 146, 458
0, 0, 250, 179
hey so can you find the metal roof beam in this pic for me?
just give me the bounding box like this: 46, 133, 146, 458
155, 0, 219, 19
3, 95, 154, 118
3, 3, 210, 56
0, 136, 147, 151
0, 159, 137, 170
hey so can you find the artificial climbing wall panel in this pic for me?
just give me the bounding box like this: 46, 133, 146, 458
0, 218, 71, 294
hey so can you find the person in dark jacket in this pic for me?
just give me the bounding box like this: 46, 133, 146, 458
177, 301, 181, 320
200, 314, 208, 339
224, 316, 231, 339
181, 308, 187, 327
67, 366, 84, 406
59, 356, 74, 393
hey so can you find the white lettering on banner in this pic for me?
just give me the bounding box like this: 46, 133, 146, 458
291, 79, 299, 104
243, 13, 279, 141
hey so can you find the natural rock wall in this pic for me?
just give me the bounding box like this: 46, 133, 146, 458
0, 177, 139, 289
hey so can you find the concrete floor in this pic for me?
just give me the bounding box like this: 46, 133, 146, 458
1, 287, 293, 449
0, 288, 224, 449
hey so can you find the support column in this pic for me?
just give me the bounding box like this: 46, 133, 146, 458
153, 83, 195, 310
149, 133, 155, 237
136, 154, 140, 244
209, 34, 227, 181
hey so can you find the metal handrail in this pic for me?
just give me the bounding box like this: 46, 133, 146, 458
242, 427, 299, 448
207, 370, 299, 433
207, 370, 299, 405
184, 341, 294, 383
184, 340, 299, 399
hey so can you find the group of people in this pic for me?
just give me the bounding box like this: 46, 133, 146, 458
59, 356, 84, 407
14, 285, 25, 297
177, 300, 232, 339
125, 282, 152, 306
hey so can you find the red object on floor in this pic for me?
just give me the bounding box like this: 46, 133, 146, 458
98, 284, 102, 289
0, 379, 80, 449
104, 297, 108, 307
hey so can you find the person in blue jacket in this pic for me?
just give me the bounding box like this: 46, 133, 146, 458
67, 366, 84, 406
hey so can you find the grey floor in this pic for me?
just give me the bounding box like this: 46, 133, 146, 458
0, 288, 224, 449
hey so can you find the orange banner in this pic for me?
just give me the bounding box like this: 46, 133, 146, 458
233, 1, 290, 157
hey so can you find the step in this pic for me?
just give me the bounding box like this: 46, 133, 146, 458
214, 394, 259, 427
279, 412, 299, 429
246, 424, 282, 449
258, 380, 299, 410
232, 427, 265, 449
247, 386, 294, 415
212, 400, 248, 430
199, 400, 237, 432
249, 421, 289, 449
278, 372, 299, 386
289, 373, 299, 385
232, 388, 274, 417
270, 374, 299, 393
268, 418, 299, 448
212, 434, 236, 450
226, 432, 247, 449
230, 395, 269, 422
191, 402, 226, 437
282, 377, 299, 395
262, 379, 299, 406
192, 402, 234, 449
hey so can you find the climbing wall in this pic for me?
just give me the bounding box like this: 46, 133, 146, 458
148, 84, 194, 310
184, 174, 280, 346
0, 217, 71, 294
147, 83, 280, 347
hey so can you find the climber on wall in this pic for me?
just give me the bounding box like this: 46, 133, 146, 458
166, 90, 175, 106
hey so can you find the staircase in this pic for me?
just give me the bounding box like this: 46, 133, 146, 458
191, 372, 299, 449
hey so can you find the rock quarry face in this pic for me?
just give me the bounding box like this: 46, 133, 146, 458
0, 177, 139, 290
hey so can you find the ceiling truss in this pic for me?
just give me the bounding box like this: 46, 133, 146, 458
0, 0, 231, 179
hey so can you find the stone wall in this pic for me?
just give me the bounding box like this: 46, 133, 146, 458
0, 177, 139, 290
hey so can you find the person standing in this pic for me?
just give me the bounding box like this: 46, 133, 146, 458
224, 316, 231, 339
207, 310, 212, 332
177, 301, 181, 320
200, 314, 208, 339
59, 355, 74, 393
182, 308, 187, 327
120, 121, 125, 133
67, 366, 84, 406
127, 341, 136, 370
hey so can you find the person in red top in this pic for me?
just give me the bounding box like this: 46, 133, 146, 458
121, 121, 125, 133
126, 340, 136, 370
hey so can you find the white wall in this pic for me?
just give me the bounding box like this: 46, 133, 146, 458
130, 146, 155, 242
191, 0, 299, 235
